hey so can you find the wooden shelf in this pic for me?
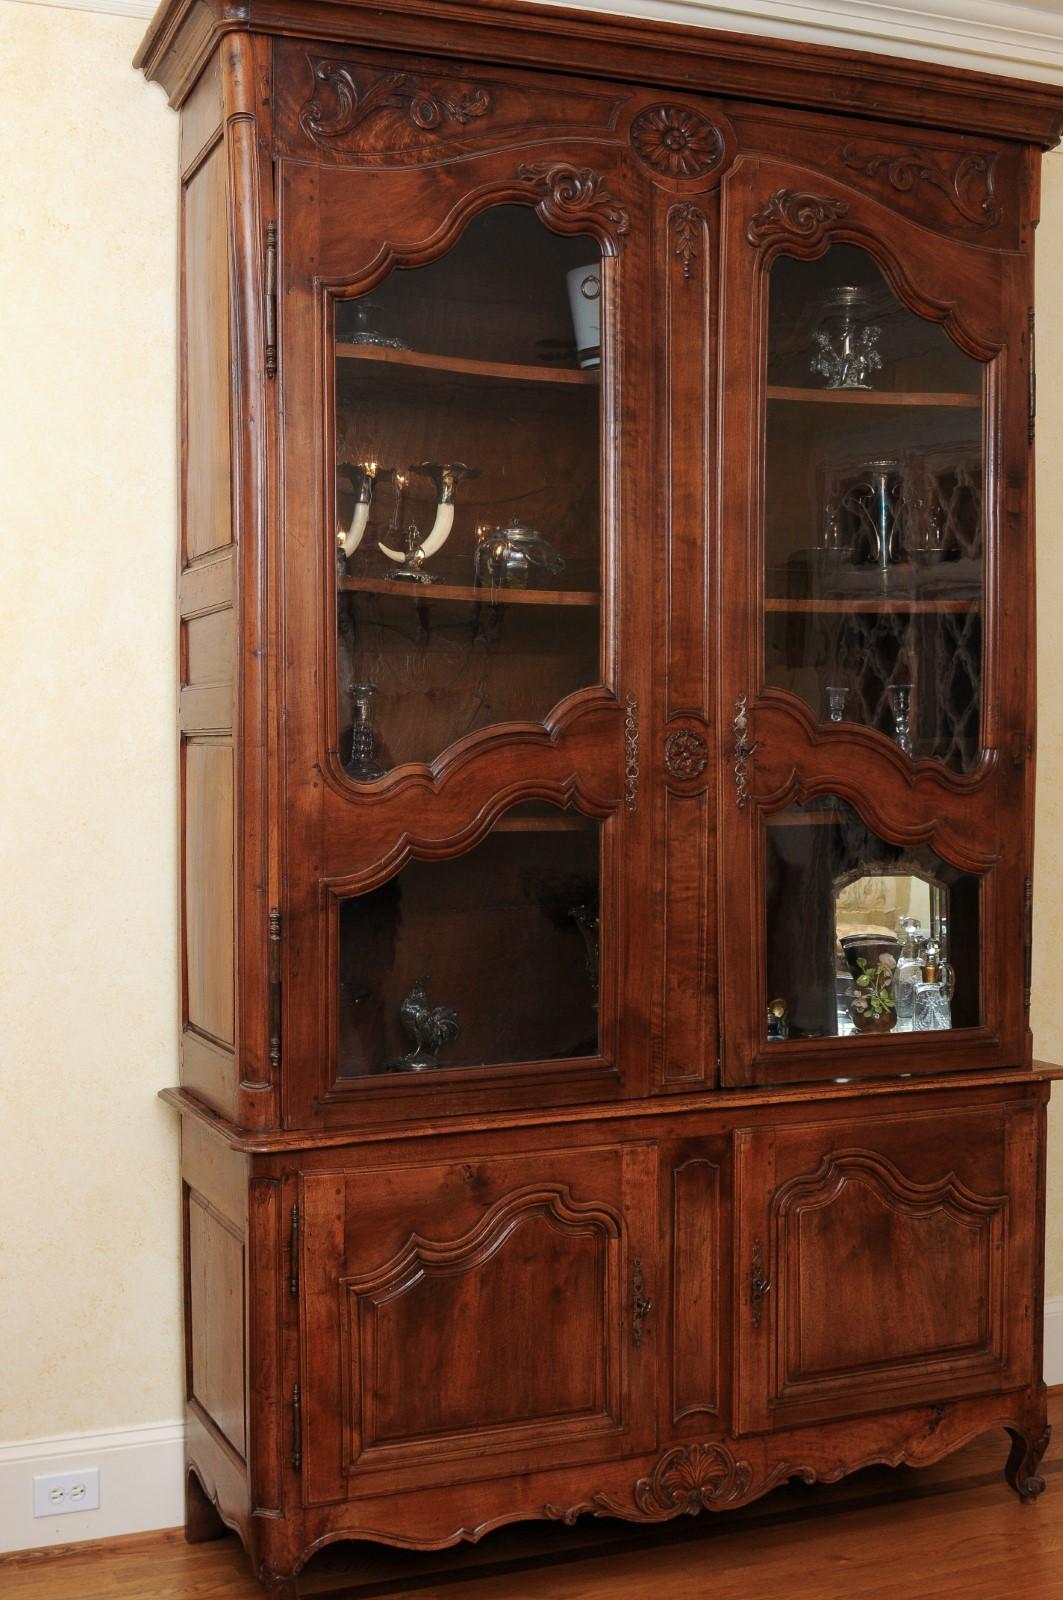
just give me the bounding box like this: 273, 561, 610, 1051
767, 385, 979, 408
340, 576, 600, 607
493, 816, 594, 832
336, 343, 598, 388
765, 597, 979, 614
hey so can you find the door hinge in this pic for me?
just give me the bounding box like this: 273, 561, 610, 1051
269, 906, 282, 1071
1025, 875, 1034, 1013
1029, 306, 1036, 443
291, 1383, 302, 1474
289, 1202, 299, 1298
265, 222, 278, 380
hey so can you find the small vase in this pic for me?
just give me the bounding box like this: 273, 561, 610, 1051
849, 1006, 896, 1035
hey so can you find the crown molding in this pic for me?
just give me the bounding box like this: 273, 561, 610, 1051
15, 0, 1063, 90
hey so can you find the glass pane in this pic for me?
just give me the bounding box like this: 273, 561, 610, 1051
764, 245, 984, 772
337, 805, 601, 1078
334, 207, 602, 777
764, 796, 979, 1042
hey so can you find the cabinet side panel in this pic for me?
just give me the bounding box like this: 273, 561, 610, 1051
183, 141, 231, 560
185, 740, 236, 1048
189, 1192, 247, 1459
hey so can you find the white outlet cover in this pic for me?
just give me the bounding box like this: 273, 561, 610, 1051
32, 1467, 100, 1517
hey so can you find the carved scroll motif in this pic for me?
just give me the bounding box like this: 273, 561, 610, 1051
747, 189, 849, 247
517, 162, 630, 237
631, 106, 725, 180
299, 59, 492, 144
840, 144, 1001, 229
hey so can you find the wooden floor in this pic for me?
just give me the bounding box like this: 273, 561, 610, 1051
7, 1399, 1063, 1599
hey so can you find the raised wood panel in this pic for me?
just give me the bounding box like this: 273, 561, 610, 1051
180, 548, 234, 618
185, 608, 234, 687
671, 1155, 722, 1424
180, 683, 233, 736
181, 1026, 237, 1118
182, 140, 231, 561
179, 47, 222, 178
188, 1190, 246, 1459
345, 1193, 619, 1459
658, 790, 713, 1088
777, 1153, 1002, 1385
184, 740, 235, 1046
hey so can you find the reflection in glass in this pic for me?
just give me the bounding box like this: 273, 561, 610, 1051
763, 244, 984, 772
765, 796, 978, 1041
334, 206, 602, 775
337, 805, 602, 1078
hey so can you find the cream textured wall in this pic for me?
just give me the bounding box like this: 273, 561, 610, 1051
1, 0, 1062, 1470
0, 3, 182, 1442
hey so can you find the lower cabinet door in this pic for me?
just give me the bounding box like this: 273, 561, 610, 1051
733, 1100, 1040, 1435
298, 1141, 658, 1505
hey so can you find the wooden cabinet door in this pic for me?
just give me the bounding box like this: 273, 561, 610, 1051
716, 144, 1032, 1085
733, 1099, 1041, 1435
274, 51, 668, 1127
297, 1141, 657, 1506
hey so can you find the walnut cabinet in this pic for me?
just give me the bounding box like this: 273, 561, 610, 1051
136, 0, 1063, 1591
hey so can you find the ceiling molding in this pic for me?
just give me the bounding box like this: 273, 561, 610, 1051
8, 0, 1063, 88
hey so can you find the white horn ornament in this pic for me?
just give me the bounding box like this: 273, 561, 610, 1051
338, 461, 377, 559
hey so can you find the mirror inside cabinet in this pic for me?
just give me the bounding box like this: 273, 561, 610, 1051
764, 796, 979, 1043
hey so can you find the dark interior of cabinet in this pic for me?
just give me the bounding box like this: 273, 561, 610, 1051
335, 206, 603, 772
337, 806, 601, 1078
764, 798, 980, 1042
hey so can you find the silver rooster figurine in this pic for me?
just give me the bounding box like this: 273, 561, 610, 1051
388, 977, 461, 1072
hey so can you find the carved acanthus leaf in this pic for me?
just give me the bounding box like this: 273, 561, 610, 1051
300, 59, 492, 144
517, 162, 630, 238
671, 204, 706, 281
747, 189, 849, 247
840, 144, 1001, 229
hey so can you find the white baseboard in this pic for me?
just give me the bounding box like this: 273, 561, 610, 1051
3, 1312, 1063, 1558
0, 1420, 185, 1556
1044, 1295, 1063, 1389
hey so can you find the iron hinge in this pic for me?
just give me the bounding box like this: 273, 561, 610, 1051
289, 1202, 299, 1298
269, 907, 282, 1071
292, 1383, 302, 1473
265, 222, 278, 380
1025, 876, 1034, 1013
1029, 306, 1036, 442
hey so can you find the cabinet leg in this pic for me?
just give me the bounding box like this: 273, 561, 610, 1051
1005, 1424, 1051, 1503
185, 1466, 228, 1544
258, 1568, 299, 1598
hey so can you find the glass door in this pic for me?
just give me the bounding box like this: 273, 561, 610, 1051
279, 139, 651, 1125
719, 158, 1031, 1085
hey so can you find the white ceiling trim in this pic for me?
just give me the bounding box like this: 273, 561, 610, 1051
7, 0, 1063, 88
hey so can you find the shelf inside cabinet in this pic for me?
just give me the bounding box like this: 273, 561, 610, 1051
766, 385, 980, 408
764, 597, 979, 614
336, 343, 598, 389
339, 576, 600, 607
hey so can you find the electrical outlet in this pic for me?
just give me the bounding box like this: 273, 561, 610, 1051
32, 1468, 100, 1517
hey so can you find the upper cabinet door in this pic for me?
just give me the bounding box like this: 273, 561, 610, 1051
274, 50, 692, 1125
718, 147, 1032, 1085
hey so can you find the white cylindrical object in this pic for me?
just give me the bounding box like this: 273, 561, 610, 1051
341, 500, 371, 559
566, 264, 601, 370
417, 502, 455, 560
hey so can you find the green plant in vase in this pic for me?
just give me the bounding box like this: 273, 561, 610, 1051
848, 953, 897, 1034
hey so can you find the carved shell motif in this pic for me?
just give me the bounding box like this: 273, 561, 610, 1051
545, 1441, 761, 1524
630, 106, 725, 180
747, 189, 849, 247
300, 59, 492, 144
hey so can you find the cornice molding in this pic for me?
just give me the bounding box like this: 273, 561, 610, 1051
20, 0, 1063, 86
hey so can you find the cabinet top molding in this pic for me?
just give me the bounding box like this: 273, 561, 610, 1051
135, 0, 1063, 144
